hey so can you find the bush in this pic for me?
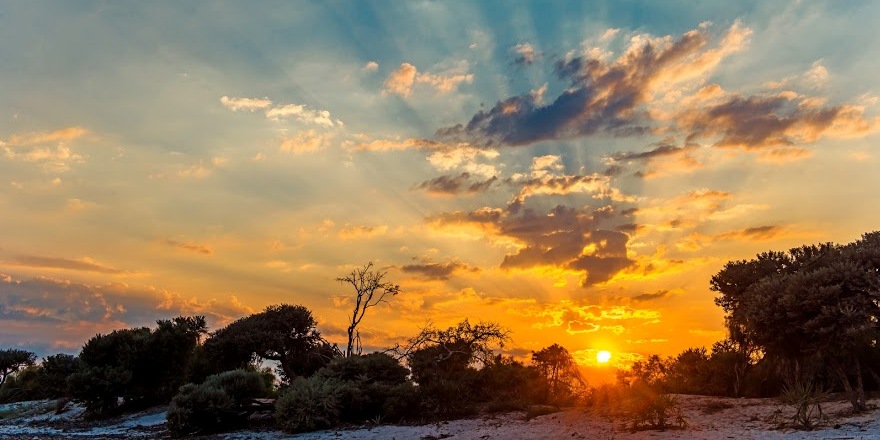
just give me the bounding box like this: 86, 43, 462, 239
166, 369, 267, 437
778, 379, 830, 429
275, 377, 342, 433
313, 353, 412, 422
624, 384, 687, 431
0, 366, 42, 403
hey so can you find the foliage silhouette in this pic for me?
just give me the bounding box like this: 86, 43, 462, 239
202, 304, 338, 381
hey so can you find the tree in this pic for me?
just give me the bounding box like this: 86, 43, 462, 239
711, 233, 880, 412
531, 344, 584, 403
336, 262, 400, 357
0, 349, 36, 387
401, 319, 509, 416
203, 304, 338, 381
69, 316, 207, 417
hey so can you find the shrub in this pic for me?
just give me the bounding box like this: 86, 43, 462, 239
313, 353, 412, 422
778, 379, 830, 429
275, 377, 342, 433
624, 384, 687, 431
166, 369, 268, 437
167, 384, 236, 436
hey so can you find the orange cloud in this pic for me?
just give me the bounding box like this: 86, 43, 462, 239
6, 127, 87, 146
164, 239, 214, 255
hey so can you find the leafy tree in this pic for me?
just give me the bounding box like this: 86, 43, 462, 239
203, 304, 338, 381
617, 354, 670, 389
531, 344, 585, 404
403, 319, 508, 416
70, 316, 207, 417
711, 233, 880, 412
336, 262, 400, 357
39, 353, 80, 398
0, 349, 36, 387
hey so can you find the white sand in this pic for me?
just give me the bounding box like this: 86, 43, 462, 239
2, 395, 879, 439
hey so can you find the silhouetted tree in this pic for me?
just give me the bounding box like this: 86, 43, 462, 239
0, 349, 36, 387
617, 354, 670, 389
403, 319, 508, 416
69, 316, 207, 417
531, 344, 584, 404
712, 233, 880, 412
39, 353, 80, 398
203, 304, 338, 381
336, 262, 400, 357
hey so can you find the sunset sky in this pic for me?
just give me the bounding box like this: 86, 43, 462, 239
2, 1, 879, 376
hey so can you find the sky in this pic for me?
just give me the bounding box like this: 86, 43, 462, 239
1, 1, 879, 377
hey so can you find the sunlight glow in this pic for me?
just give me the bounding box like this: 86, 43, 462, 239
597, 350, 612, 363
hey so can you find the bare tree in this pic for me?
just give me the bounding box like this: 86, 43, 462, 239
336, 262, 400, 357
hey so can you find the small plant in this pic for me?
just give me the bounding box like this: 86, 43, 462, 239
778, 379, 830, 430
624, 385, 687, 431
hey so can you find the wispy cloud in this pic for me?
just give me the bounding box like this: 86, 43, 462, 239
164, 239, 213, 255
384, 62, 474, 97
5, 255, 125, 274
415, 172, 497, 196
399, 261, 479, 280
219, 96, 272, 112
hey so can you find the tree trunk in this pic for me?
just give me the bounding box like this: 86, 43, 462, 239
346, 325, 355, 358
833, 360, 867, 413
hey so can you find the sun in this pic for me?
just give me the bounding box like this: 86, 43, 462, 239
596, 350, 612, 364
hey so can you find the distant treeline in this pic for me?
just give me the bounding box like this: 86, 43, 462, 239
1, 231, 879, 434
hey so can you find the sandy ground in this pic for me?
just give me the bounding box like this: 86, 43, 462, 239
2, 395, 880, 439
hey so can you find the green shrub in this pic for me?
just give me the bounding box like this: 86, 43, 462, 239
275, 377, 342, 433
312, 353, 412, 422
167, 384, 235, 436
166, 369, 267, 437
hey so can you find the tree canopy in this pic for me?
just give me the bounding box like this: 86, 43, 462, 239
203, 304, 339, 381
710, 232, 880, 411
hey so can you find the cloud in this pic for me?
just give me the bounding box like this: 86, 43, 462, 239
399, 261, 480, 280
351, 137, 445, 152
0, 273, 253, 352
631, 289, 674, 302
219, 96, 272, 112
511, 42, 539, 66
438, 22, 751, 147
677, 93, 877, 150
265, 104, 336, 126
338, 225, 389, 240
384, 63, 418, 97
676, 225, 792, 251
279, 129, 335, 154
6, 127, 88, 146
430, 204, 638, 286
437, 21, 874, 154
415, 172, 497, 195
1, 127, 87, 173
384, 62, 473, 97
609, 140, 697, 162
352, 137, 500, 178
164, 239, 213, 255
363, 61, 379, 72
5, 255, 125, 274
517, 300, 661, 335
